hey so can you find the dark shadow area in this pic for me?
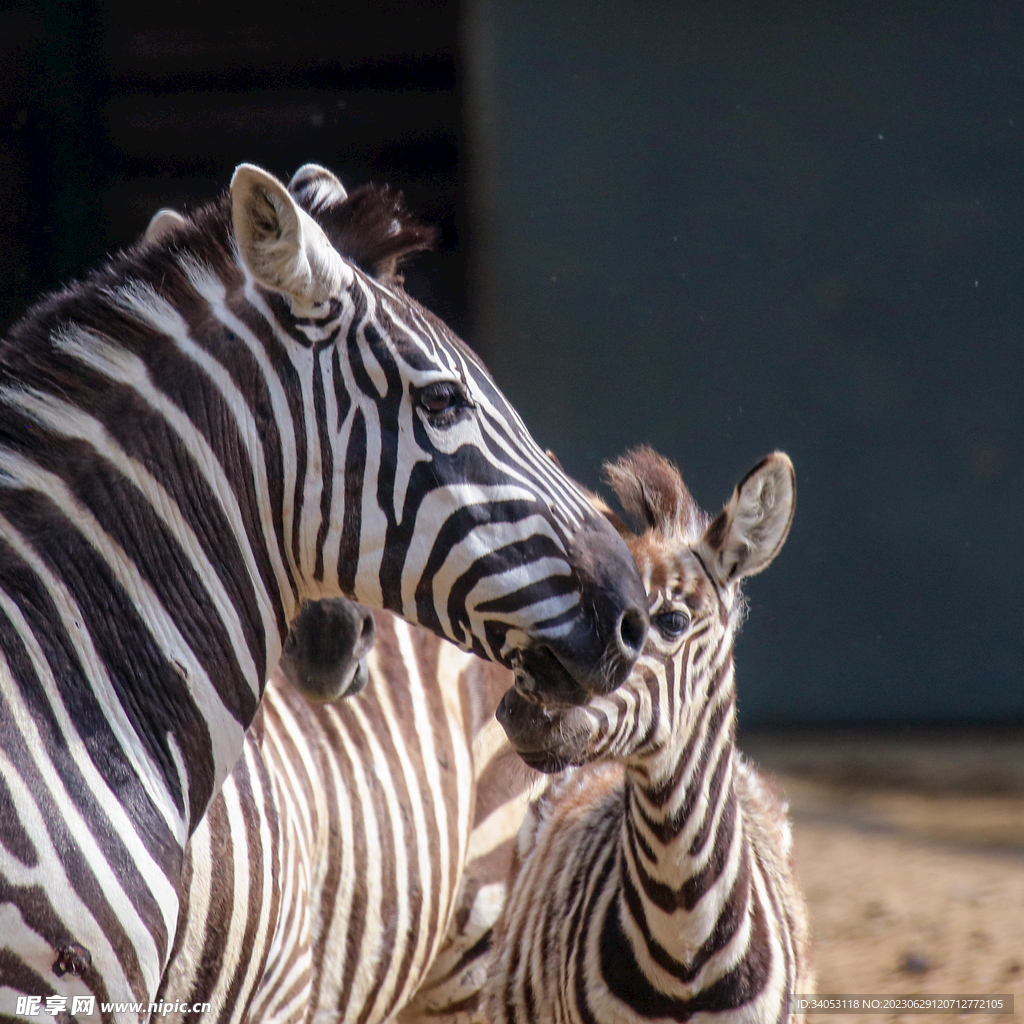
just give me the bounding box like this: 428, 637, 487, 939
468, 0, 1024, 725
0, 0, 470, 339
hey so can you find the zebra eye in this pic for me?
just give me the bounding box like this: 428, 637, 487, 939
416, 381, 469, 420
653, 610, 689, 639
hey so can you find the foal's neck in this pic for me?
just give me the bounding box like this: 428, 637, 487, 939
621, 662, 745, 961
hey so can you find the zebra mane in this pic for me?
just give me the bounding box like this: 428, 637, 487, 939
162, 181, 435, 285
295, 182, 438, 285
2, 179, 437, 364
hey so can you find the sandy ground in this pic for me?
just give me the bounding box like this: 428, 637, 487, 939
743, 733, 1024, 1023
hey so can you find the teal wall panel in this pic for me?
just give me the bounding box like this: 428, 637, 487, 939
468, 1, 1024, 724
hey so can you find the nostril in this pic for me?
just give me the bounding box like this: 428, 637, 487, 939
616, 607, 647, 659
360, 614, 375, 644
356, 610, 376, 657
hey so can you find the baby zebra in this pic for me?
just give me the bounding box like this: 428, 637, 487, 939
489, 448, 812, 1024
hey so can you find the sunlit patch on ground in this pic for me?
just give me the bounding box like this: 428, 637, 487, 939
745, 732, 1024, 1024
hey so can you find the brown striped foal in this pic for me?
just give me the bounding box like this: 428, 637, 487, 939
489, 448, 813, 1024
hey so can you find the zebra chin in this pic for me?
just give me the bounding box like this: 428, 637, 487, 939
495, 686, 595, 774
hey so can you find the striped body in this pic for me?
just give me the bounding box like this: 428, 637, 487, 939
158, 608, 534, 1024
0, 162, 646, 1019
491, 449, 813, 1023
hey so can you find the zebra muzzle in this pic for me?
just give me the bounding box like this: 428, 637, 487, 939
556, 514, 650, 694
511, 645, 592, 708
495, 686, 587, 774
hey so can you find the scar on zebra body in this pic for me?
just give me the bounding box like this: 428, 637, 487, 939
280, 597, 377, 702
52, 942, 92, 978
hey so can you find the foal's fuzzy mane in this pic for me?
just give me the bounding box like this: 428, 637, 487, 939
603, 446, 707, 542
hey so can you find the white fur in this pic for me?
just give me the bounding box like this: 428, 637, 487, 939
144, 208, 188, 244
287, 163, 348, 206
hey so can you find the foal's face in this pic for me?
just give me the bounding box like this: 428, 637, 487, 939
496, 449, 795, 775
495, 530, 716, 774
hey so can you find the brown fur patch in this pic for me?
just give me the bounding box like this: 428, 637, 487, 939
296, 182, 437, 283
603, 446, 703, 539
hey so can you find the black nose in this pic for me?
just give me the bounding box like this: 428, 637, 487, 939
281, 597, 377, 702
617, 605, 647, 660
532, 512, 648, 696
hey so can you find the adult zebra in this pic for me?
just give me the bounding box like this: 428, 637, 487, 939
156, 596, 533, 1024
0, 162, 647, 1018
490, 448, 812, 1023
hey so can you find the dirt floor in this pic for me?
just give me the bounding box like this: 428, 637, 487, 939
743, 732, 1024, 1023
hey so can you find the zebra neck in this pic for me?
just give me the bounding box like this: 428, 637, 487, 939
620, 678, 746, 971
0, 218, 305, 839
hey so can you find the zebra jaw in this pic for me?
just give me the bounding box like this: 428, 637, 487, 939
496, 685, 596, 774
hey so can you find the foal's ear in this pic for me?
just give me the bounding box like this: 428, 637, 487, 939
231, 163, 353, 305
698, 453, 795, 586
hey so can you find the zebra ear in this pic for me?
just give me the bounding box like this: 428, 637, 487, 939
698, 452, 795, 586
144, 208, 188, 244
288, 163, 348, 213
604, 446, 701, 538
231, 163, 353, 304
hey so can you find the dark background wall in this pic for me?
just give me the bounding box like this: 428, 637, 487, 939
468, 1, 1024, 726
0, 0, 468, 336
1, 1, 1021, 725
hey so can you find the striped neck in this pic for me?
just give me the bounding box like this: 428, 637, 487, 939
618, 654, 748, 977
0, 212, 310, 841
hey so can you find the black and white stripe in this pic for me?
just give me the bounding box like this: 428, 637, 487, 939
491, 449, 813, 1024
157, 597, 534, 1024
0, 162, 646, 1018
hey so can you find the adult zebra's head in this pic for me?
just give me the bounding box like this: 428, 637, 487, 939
197, 162, 647, 698
496, 448, 795, 772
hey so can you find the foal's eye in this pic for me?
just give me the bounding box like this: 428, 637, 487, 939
416, 381, 469, 419
653, 610, 690, 639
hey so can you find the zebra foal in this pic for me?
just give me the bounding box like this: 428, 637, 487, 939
490, 448, 813, 1023
160, 449, 812, 1024
0, 161, 648, 1018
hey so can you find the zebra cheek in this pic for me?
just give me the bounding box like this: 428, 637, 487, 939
418, 414, 483, 459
